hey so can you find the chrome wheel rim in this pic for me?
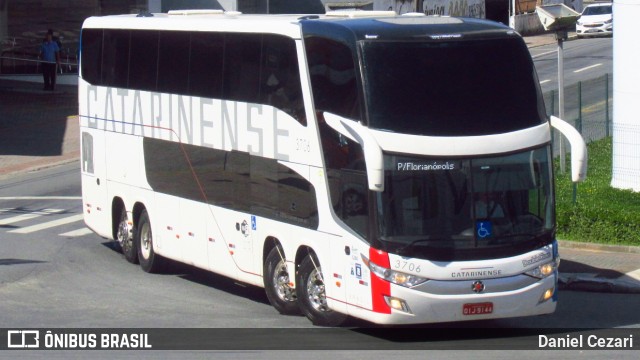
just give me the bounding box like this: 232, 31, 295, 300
273, 260, 296, 302
140, 222, 152, 260
117, 219, 130, 249
306, 267, 329, 312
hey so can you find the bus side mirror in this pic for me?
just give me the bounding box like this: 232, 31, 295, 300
323, 112, 385, 192
550, 116, 588, 182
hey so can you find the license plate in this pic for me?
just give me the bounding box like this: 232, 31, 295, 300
463, 302, 493, 315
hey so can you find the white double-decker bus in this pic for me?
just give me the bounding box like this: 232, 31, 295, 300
79, 10, 587, 326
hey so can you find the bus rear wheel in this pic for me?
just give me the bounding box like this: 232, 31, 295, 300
136, 210, 165, 273
264, 246, 300, 315
117, 208, 138, 264
296, 253, 347, 327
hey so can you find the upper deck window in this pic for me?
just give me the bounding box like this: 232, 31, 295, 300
80, 28, 305, 125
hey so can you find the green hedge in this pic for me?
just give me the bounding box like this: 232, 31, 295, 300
555, 137, 640, 246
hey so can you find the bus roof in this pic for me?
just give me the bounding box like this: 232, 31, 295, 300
81, 11, 517, 41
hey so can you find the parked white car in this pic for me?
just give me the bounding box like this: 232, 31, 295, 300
576, 2, 613, 37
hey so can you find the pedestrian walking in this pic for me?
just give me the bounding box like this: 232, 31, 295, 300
40, 29, 60, 91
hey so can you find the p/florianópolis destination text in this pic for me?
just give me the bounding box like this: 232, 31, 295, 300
539, 334, 634, 349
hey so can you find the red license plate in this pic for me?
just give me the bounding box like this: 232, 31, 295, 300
463, 302, 493, 315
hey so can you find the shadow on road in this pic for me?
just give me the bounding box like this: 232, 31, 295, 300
100, 241, 273, 308
0, 80, 76, 157
559, 259, 625, 278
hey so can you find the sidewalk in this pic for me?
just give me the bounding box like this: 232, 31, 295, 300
0, 76, 79, 179
1, 32, 639, 294
523, 30, 578, 48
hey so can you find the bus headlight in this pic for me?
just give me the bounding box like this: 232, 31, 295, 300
539, 287, 555, 303
525, 258, 560, 279
361, 255, 428, 288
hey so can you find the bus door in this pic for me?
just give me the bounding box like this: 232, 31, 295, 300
179, 199, 208, 269
229, 214, 255, 275
81, 128, 111, 238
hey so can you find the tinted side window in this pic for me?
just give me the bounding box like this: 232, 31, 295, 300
223, 33, 262, 103
260, 35, 305, 124
144, 137, 318, 229
189, 32, 224, 99
81, 132, 94, 174
80, 29, 103, 84
101, 29, 130, 88
157, 31, 190, 94
129, 30, 159, 91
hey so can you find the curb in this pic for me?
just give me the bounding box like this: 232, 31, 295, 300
558, 240, 640, 254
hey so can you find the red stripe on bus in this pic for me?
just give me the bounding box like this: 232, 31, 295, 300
369, 248, 391, 314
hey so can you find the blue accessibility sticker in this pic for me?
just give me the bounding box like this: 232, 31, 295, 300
476, 220, 493, 239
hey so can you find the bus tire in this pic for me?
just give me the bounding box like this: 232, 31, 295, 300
136, 210, 165, 273
296, 253, 347, 327
264, 246, 300, 315
117, 208, 138, 264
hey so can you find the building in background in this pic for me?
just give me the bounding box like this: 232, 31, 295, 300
0, 0, 587, 75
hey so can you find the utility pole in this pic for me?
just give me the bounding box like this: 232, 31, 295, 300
557, 30, 567, 173
535, 4, 580, 174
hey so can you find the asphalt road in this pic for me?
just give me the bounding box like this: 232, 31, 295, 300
530, 37, 613, 146
530, 37, 613, 94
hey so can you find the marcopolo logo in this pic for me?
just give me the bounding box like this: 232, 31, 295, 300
521, 250, 552, 267
7, 330, 40, 348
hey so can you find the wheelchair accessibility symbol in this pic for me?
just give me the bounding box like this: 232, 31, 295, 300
476, 221, 493, 239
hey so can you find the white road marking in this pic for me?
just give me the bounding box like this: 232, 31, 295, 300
59, 227, 93, 237
0, 209, 64, 225
574, 63, 602, 73
0, 196, 81, 200
539, 79, 551, 85
532, 50, 557, 59
8, 214, 84, 234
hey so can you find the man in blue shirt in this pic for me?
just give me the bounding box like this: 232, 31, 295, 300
40, 29, 60, 91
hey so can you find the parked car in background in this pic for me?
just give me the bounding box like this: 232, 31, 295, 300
576, 2, 613, 38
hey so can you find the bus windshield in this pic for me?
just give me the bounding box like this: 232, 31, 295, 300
376, 146, 554, 261
360, 38, 546, 136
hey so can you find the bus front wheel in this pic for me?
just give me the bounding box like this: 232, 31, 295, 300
264, 246, 300, 315
296, 253, 347, 327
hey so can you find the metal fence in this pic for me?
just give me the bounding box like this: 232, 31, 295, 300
543, 73, 613, 158
1, 39, 78, 75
